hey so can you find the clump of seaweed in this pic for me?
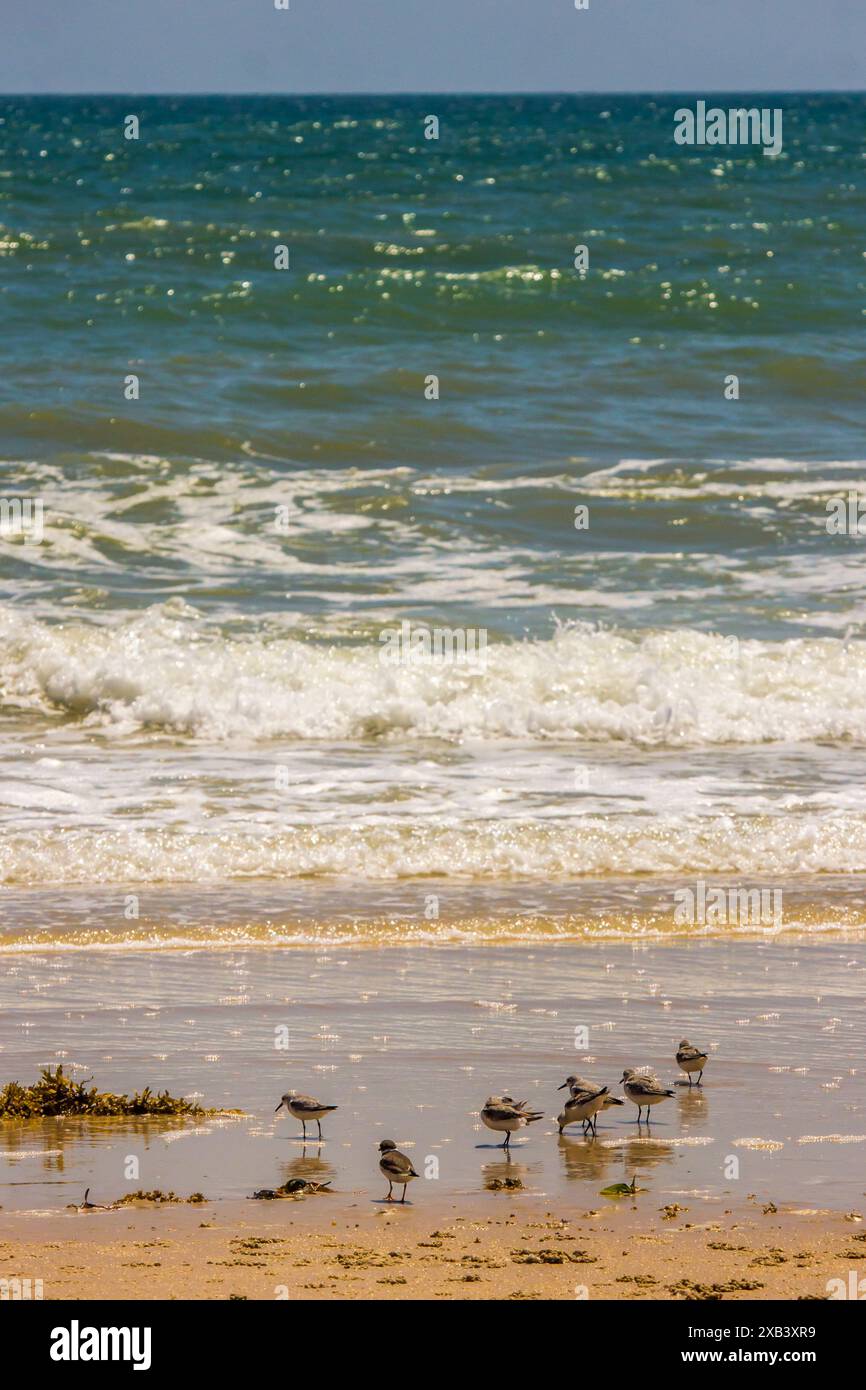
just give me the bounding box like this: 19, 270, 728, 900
67, 1189, 209, 1210
0, 1066, 207, 1119
116, 1190, 181, 1206
116, 1190, 191, 1206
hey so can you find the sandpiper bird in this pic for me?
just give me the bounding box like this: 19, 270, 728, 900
621, 1069, 675, 1124
560, 1074, 625, 1112
378, 1140, 418, 1202
274, 1092, 338, 1141
480, 1095, 544, 1148
556, 1081, 609, 1136
676, 1039, 709, 1085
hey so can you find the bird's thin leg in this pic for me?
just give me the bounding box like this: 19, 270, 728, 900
386, 1182, 393, 1202
302, 1120, 307, 1139
400, 1185, 407, 1204
503, 1131, 510, 1149
317, 1119, 322, 1140
698, 1070, 703, 1085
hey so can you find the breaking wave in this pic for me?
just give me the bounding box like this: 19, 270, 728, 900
2, 604, 865, 746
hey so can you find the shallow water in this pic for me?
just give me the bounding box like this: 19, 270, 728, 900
1, 939, 863, 1214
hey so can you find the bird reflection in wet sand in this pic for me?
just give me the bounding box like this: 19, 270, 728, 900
556, 1133, 620, 1184
481, 1156, 536, 1192
677, 1083, 709, 1133
616, 1135, 676, 1173
280, 1149, 337, 1189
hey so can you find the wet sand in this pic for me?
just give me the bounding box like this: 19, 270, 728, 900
2, 934, 864, 1298
1, 1198, 863, 1300
2, 937, 864, 1210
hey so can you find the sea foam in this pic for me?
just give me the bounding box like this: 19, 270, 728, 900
1, 603, 865, 746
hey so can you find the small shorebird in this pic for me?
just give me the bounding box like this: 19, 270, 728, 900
676, 1039, 709, 1085
621, 1069, 675, 1124
378, 1140, 418, 1202
556, 1081, 609, 1136
559, 1074, 625, 1112
275, 1092, 338, 1141
480, 1095, 544, 1148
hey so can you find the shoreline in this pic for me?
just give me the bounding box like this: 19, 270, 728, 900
3, 875, 866, 956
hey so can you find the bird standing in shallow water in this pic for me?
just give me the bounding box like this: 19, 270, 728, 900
676, 1039, 709, 1085
621, 1069, 675, 1124
378, 1140, 418, 1202
480, 1095, 544, 1149
559, 1074, 625, 1113
275, 1092, 338, 1141
556, 1080, 609, 1135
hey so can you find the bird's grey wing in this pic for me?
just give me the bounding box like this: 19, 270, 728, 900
483, 1104, 520, 1121
631, 1078, 665, 1096
381, 1153, 412, 1177
291, 1095, 323, 1111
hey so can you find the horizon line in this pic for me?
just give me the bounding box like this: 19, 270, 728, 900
1, 87, 865, 98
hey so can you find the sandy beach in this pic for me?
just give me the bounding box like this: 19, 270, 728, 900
2, 1197, 863, 1301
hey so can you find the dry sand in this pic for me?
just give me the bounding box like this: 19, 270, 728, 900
2, 1198, 863, 1301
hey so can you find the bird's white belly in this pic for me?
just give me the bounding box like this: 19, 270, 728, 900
679, 1056, 705, 1072
561, 1097, 601, 1125
482, 1114, 521, 1133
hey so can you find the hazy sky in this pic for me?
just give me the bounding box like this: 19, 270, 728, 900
1, 0, 864, 94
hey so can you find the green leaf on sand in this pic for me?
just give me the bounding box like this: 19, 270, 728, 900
600, 1178, 645, 1197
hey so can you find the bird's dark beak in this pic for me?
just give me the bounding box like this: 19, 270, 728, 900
274, 1102, 283, 1113
557, 1082, 567, 1090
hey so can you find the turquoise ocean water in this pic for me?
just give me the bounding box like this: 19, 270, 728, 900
0, 94, 865, 936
